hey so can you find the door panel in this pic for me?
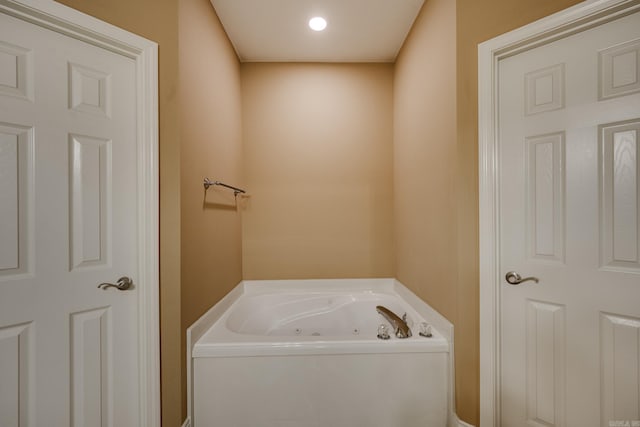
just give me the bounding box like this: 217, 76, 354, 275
0, 322, 32, 427
0, 10, 139, 427
600, 119, 640, 271
69, 133, 111, 270
525, 300, 566, 427
499, 10, 640, 427
70, 307, 111, 427
0, 123, 32, 277
525, 132, 565, 263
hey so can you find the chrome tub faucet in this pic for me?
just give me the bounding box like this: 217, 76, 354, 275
376, 306, 412, 338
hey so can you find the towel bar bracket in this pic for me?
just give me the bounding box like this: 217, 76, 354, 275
203, 178, 246, 196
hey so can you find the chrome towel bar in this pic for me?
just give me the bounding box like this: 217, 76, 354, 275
203, 178, 246, 196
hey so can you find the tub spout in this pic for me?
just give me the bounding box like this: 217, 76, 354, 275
376, 306, 412, 339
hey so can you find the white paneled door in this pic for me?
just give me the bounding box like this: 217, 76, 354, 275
499, 9, 640, 427
0, 9, 141, 427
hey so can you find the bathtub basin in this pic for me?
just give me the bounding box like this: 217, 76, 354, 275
188, 279, 454, 427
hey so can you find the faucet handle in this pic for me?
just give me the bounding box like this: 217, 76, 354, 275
377, 324, 390, 340
419, 322, 433, 338
402, 313, 413, 329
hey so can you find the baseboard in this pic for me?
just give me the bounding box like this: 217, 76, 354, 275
184, 412, 470, 427
453, 413, 475, 427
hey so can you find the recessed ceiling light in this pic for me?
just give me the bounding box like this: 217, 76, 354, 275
309, 17, 327, 32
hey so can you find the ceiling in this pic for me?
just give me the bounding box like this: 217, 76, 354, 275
209, 0, 426, 63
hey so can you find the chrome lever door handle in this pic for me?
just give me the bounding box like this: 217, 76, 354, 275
98, 276, 133, 291
505, 271, 539, 285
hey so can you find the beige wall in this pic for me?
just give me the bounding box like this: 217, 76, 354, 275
241, 63, 395, 279
394, 0, 457, 319
393, 0, 463, 419
54, 0, 183, 425
179, 0, 243, 419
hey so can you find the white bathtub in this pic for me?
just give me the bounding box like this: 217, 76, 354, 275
187, 279, 455, 427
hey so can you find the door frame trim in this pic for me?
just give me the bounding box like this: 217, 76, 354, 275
0, 1, 160, 425
478, 0, 640, 425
